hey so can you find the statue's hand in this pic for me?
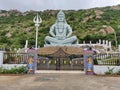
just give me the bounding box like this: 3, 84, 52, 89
66, 35, 69, 38
66, 33, 71, 38
56, 36, 66, 40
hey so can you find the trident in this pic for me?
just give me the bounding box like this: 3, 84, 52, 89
33, 13, 42, 49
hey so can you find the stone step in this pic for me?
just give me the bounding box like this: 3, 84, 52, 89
35, 70, 85, 74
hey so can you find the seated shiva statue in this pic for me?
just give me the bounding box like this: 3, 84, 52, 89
45, 10, 78, 46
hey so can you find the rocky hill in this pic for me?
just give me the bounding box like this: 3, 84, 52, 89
0, 5, 120, 49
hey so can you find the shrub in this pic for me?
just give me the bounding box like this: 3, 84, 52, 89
0, 66, 28, 74
116, 70, 120, 75
105, 67, 120, 75
94, 58, 98, 65
105, 67, 114, 75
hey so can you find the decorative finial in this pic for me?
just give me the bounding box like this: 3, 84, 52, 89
33, 13, 42, 27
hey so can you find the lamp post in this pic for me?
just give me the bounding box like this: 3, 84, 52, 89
114, 30, 117, 49
33, 14, 42, 49
111, 28, 117, 49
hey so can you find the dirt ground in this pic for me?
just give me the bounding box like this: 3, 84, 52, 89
0, 73, 120, 90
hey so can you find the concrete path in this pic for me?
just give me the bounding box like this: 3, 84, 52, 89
0, 73, 120, 90
35, 70, 85, 74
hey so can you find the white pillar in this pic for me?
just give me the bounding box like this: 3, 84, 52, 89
0, 51, 5, 67
25, 40, 28, 53
106, 40, 108, 46
103, 40, 105, 45
90, 41, 91, 44
25, 40, 28, 49
109, 41, 111, 48
14, 48, 17, 52
119, 45, 120, 52
10, 48, 12, 51
99, 39, 101, 44
83, 41, 85, 44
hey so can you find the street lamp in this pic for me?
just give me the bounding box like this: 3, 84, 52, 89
33, 14, 42, 49
114, 30, 118, 49
111, 28, 117, 49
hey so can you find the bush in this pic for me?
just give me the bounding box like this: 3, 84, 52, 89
105, 67, 120, 75
94, 58, 98, 65
0, 66, 28, 74
116, 70, 120, 75
105, 67, 114, 75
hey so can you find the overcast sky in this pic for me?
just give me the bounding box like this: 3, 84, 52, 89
0, 0, 120, 11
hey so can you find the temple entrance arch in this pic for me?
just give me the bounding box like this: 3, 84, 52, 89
37, 47, 84, 70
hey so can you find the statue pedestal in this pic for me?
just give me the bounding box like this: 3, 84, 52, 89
44, 44, 80, 47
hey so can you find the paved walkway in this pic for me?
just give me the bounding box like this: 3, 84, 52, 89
0, 73, 120, 90
35, 70, 85, 74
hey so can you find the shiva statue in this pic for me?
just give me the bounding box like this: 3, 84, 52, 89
44, 10, 78, 46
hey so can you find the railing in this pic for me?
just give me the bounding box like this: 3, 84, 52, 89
94, 52, 120, 66
3, 52, 28, 64
3, 52, 120, 66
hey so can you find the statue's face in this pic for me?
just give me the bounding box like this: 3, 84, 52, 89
57, 14, 64, 22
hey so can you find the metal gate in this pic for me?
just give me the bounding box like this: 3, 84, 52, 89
37, 48, 84, 70
37, 57, 84, 70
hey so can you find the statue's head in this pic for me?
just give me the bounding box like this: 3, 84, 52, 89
57, 10, 66, 22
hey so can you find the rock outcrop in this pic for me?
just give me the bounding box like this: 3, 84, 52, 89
99, 25, 115, 35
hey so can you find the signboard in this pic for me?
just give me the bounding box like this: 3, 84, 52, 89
27, 48, 37, 74
84, 50, 94, 75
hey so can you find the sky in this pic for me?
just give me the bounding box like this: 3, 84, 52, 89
0, 0, 120, 12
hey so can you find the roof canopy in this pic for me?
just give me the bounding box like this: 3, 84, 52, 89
37, 46, 83, 57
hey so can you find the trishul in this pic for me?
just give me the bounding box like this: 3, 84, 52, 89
33, 13, 42, 49
33, 14, 42, 27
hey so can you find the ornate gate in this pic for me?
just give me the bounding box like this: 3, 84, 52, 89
37, 48, 84, 70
